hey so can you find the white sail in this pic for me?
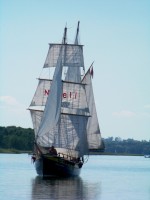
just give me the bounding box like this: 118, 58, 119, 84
37, 46, 63, 137
44, 44, 84, 69
37, 114, 88, 156
60, 81, 90, 156
61, 81, 90, 116
30, 110, 43, 136
82, 68, 103, 149
28, 79, 52, 135
65, 65, 81, 83
65, 21, 82, 83
29, 79, 52, 110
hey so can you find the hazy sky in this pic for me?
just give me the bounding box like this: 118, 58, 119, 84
0, 0, 150, 140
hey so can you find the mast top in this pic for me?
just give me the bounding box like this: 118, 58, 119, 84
63, 26, 67, 44
75, 21, 80, 44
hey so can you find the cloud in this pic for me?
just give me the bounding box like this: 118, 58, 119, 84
0, 95, 31, 127
112, 110, 136, 117
0, 95, 26, 114
113, 109, 150, 118
0, 96, 19, 106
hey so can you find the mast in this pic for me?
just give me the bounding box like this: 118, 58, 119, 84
63, 26, 67, 44
75, 21, 80, 44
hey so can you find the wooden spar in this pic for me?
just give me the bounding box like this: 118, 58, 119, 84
75, 21, 80, 44
63, 26, 67, 44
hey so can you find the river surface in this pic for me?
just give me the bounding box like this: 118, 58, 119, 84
0, 154, 150, 200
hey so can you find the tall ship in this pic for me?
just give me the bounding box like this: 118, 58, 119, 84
29, 22, 104, 177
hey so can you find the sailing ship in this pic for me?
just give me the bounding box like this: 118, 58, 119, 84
29, 22, 104, 177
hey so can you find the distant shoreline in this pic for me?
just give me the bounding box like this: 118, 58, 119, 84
89, 152, 144, 156
0, 148, 144, 156
0, 148, 32, 154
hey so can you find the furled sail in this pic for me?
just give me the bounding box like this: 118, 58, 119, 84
82, 67, 103, 149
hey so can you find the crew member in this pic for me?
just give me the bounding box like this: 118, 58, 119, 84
49, 146, 57, 155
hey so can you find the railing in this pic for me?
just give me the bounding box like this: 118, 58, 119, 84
57, 152, 81, 163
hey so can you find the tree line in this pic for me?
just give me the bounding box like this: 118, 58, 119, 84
0, 126, 34, 151
104, 137, 150, 155
0, 126, 150, 155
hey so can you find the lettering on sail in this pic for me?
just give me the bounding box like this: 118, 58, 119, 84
44, 89, 77, 99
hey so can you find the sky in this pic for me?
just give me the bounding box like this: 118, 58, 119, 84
0, 0, 150, 141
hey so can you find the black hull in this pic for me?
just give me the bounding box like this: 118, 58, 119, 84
35, 155, 82, 177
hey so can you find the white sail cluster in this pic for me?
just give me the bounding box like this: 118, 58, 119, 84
29, 23, 103, 157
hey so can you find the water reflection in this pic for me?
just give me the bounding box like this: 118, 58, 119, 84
31, 176, 101, 200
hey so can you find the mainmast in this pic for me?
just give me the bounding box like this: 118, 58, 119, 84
75, 21, 80, 44
75, 21, 85, 72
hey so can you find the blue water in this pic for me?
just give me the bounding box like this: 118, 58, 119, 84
0, 154, 150, 200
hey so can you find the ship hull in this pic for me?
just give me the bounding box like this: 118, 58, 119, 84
35, 154, 82, 177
